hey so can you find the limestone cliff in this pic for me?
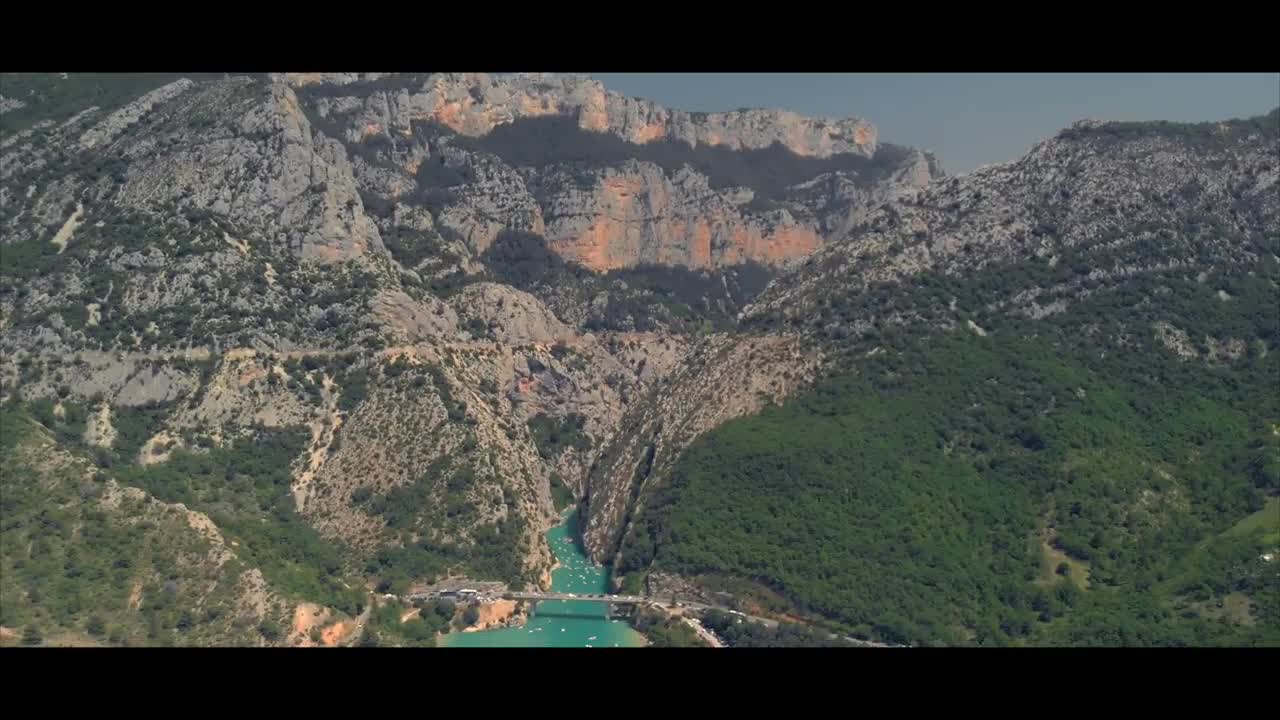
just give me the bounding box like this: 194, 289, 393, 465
0, 72, 941, 635
531, 161, 821, 271
300, 72, 878, 159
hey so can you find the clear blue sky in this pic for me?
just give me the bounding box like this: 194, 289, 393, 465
591, 73, 1280, 174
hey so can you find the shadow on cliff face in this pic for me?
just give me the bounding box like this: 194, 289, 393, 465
479, 229, 775, 333
452, 115, 916, 201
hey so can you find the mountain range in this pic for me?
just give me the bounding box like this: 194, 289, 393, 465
1, 72, 1276, 647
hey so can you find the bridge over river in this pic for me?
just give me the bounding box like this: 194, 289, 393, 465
401, 589, 896, 647
405, 588, 720, 617
501, 591, 652, 605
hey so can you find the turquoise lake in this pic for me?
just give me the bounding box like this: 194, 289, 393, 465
443, 510, 646, 648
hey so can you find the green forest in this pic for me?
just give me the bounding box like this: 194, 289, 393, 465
113, 429, 366, 616
360, 596, 457, 647
623, 265, 1280, 647
0, 74, 227, 135
630, 607, 709, 647
0, 397, 367, 644
699, 610, 858, 647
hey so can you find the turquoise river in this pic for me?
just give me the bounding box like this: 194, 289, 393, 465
443, 510, 646, 647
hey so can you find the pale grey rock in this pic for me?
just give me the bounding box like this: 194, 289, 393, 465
80, 79, 193, 150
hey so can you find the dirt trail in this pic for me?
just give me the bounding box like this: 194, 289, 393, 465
50, 203, 84, 253
292, 373, 341, 513
334, 601, 374, 647
128, 582, 144, 611
289, 603, 334, 646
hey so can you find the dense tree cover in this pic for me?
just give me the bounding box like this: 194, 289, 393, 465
380, 227, 451, 270
630, 608, 708, 647
0, 236, 63, 282
462, 604, 481, 626
21, 625, 43, 646
109, 402, 174, 462
109, 427, 365, 615
365, 465, 530, 591
452, 114, 916, 200
27, 397, 89, 446
362, 596, 454, 647
0, 73, 230, 135
549, 473, 576, 512
527, 412, 590, 459
1, 401, 293, 645
367, 515, 529, 593
700, 610, 856, 647
624, 267, 1280, 646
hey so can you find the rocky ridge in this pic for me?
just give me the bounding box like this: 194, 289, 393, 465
32, 74, 1272, 641
289, 72, 879, 158
584, 110, 1280, 567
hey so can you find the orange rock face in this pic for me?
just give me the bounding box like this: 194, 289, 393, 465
546, 172, 823, 272
434, 100, 467, 133
760, 225, 822, 260
321, 621, 353, 647
578, 85, 610, 132
631, 122, 668, 144
520, 93, 561, 117
690, 219, 713, 268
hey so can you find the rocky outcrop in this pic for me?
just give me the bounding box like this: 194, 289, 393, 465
109, 78, 387, 263
583, 333, 824, 561
583, 111, 1280, 566
451, 283, 571, 345
433, 145, 545, 253
371, 289, 460, 344
4, 72, 1274, 647
300, 73, 942, 274
747, 114, 1280, 328
0, 95, 28, 114
274, 72, 390, 87
532, 161, 821, 271
79, 79, 193, 150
